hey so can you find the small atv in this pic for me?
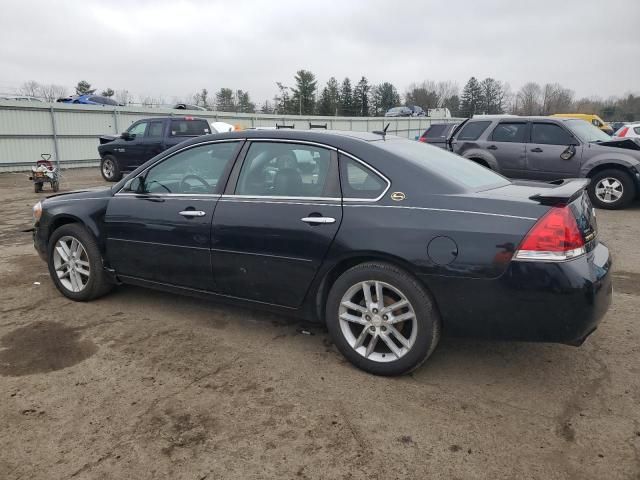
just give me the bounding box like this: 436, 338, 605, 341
30, 154, 60, 193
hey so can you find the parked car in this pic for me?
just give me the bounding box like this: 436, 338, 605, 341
418, 123, 458, 148
174, 103, 207, 111
408, 105, 426, 117
385, 106, 412, 117
609, 122, 628, 134
550, 113, 614, 135
614, 123, 640, 139
31, 129, 611, 376
98, 116, 211, 181
448, 115, 640, 209
57, 94, 121, 106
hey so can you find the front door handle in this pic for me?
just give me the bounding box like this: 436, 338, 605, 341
301, 216, 336, 224
487, 145, 498, 150
531, 147, 543, 153
179, 210, 206, 217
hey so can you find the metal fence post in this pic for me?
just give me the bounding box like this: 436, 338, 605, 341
112, 108, 119, 134
49, 106, 61, 169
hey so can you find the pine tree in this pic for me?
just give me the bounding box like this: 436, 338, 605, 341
371, 82, 400, 116
215, 88, 235, 112
459, 77, 483, 117
100, 88, 114, 98
291, 70, 317, 115
339, 78, 353, 116
75, 80, 95, 95
353, 77, 370, 117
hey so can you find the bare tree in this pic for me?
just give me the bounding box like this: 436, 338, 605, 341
19, 80, 41, 98
39, 84, 68, 102
435, 81, 459, 107
541, 83, 574, 115
114, 89, 133, 106
516, 82, 542, 115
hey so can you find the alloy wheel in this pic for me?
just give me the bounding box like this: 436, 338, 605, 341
52, 236, 90, 292
338, 281, 418, 363
595, 177, 623, 204
102, 159, 114, 180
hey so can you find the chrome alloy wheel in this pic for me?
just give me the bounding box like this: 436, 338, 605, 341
53, 236, 90, 292
338, 281, 418, 363
595, 177, 623, 204
102, 158, 114, 179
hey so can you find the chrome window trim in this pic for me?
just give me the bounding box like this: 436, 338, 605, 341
220, 194, 340, 202
246, 138, 338, 151
344, 203, 537, 221
114, 138, 244, 196
338, 150, 391, 203
115, 192, 221, 199
219, 197, 341, 207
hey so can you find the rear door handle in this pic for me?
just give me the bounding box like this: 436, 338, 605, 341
531, 147, 543, 153
301, 217, 336, 224
179, 210, 206, 217
487, 145, 498, 150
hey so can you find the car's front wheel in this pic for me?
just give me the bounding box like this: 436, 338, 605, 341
101, 155, 122, 182
326, 262, 441, 376
588, 169, 636, 210
47, 224, 113, 301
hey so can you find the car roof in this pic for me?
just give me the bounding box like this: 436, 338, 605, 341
470, 115, 576, 123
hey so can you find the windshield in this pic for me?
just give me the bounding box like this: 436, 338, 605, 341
377, 139, 511, 191
565, 119, 611, 143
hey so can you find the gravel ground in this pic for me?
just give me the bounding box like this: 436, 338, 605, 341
0, 168, 639, 480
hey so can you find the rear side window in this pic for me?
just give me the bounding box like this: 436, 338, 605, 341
491, 123, 527, 143
531, 123, 576, 145
634, 127, 640, 135
170, 119, 211, 137
457, 121, 491, 141
146, 121, 164, 138
424, 125, 446, 138
340, 155, 388, 200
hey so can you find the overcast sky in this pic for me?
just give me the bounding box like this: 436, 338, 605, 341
1, 0, 638, 103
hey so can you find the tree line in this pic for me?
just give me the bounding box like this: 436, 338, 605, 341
15, 74, 640, 121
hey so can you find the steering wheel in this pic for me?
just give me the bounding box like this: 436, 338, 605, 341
180, 174, 211, 193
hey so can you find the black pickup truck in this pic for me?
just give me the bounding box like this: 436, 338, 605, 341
98, 116, 211, 181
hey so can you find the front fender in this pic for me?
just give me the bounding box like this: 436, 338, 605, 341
580, 151, 640, 177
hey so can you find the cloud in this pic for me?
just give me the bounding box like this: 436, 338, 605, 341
0, 0, 638, 103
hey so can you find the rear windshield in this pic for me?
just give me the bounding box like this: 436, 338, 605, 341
377, 139, 510, 190
424, 124, 447, 138
169, 119, 211, 137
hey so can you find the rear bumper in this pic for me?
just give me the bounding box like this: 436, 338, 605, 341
423, 242, 613, 344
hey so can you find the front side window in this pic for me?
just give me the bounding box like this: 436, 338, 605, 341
236, 142, 332, 197
128, 142, 239, 194
531, 123, 576, 145
127, 122, 147, 138
340, 155, 387, 199
457, 121, 491, 141
491, 123, 527, 143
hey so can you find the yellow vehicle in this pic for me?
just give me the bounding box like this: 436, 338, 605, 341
551, 113, 614, 135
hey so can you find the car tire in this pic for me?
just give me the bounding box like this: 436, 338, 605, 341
101, 155, 122, 182
325, 262, 441, 376
588, 169, 636, 210
34, 182, 42, 193
52, 180, 59, 192
47, 223, 114, 301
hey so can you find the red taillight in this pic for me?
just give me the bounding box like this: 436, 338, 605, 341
418, 136, 427, 142
617, 127, 628, 137
515, 206, 585, 261
184, 116, 194, 120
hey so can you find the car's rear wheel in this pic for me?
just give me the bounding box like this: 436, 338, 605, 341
47, 224, 113, 301
101, 155, 122, 182
588, 169, 635, 210
326, 262, 441, 376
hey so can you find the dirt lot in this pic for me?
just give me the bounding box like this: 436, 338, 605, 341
0, 168, 639, 480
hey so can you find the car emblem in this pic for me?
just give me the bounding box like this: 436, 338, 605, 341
390, 192, 405, 201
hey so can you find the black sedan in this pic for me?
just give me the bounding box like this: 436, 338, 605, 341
31, 130, 612, 376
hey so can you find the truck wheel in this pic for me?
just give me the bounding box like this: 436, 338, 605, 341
52, 180, 60, 192
588, 169, 636, 210
101, 155, 122, 182
34, 182, 42, 193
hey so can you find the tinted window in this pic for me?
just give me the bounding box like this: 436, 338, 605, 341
531, 123, 576, 145
88, 96, 103, 104
377, 139, 510, 190
491, 123, 527, 143
635, 127, 640, 135
340, 155, 387, 199
146, 121, 164, 138
127, 122, 147, 137
101, 97, 118, 106
134, 142, 239, 194
169, 119, 211, 137
236, 142, 332, 197
424, 125, 446, 138
457, 121, 491, 141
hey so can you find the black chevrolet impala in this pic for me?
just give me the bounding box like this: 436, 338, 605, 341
31, 130, 612, 375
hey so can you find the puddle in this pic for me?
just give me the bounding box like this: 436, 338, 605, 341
0, 321, 97, 376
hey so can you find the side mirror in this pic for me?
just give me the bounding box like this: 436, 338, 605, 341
121, 132, 133, 141
560, 145, 577, 160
